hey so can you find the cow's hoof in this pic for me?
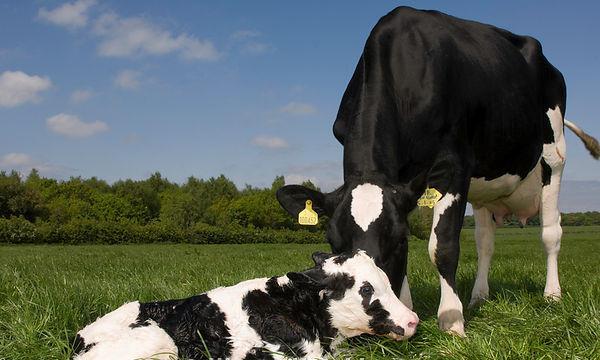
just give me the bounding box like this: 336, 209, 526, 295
543, 290, 561, 301
440, 321, 466, 337
438, 310, 465, 337
468, 296, 487, 308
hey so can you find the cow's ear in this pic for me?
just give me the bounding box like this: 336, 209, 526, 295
286, 269, 326, 290
406, 169, 429, 202
276, 185, 337, 217
311, 251, 334, 266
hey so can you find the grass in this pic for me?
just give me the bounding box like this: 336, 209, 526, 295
1, 226, 599, 359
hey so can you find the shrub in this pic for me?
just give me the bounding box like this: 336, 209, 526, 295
0, 217, 37, 244
0, 219, 325, 245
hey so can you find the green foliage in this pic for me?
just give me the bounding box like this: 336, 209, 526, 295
0, 218, 324, 245
2, 170, 599, 245
408, 206, 434, 240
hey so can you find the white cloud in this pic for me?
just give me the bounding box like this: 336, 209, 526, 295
231, 30, 261, 40
0, 153, 33, 168
38, 0, 96, 29
46, 113, 108, 138
0, 153, 67, 177
279, 101, 317, 116
114, 69, 141, 90
251, 136, 289, 149
242, 42, 270, 55
0, 70, 52, 108
70, 89, 94, 103
93, 13, 220, 61
284, 161, 343, 191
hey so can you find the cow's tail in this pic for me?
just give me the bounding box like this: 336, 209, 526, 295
564, 119, 600, 159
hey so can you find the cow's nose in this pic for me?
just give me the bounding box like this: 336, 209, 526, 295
403, 313, 419, 337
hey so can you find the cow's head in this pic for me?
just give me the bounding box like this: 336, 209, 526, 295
277, 176, 426, 294
288, 250, 419, 340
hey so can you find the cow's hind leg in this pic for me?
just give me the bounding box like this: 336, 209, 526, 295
469, 207, 497, 307
540, 106, 567, 299
428, 180, 469, 336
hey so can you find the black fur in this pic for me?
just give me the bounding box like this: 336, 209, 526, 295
73, 334, 95, 356
243, 270, 356, 356
135, 294, 232, 360
541, 158, 552, 186
365, 300, 404, 337
277, 6, 569, 303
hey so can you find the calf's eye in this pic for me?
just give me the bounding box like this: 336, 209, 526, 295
359, 282, 374, 297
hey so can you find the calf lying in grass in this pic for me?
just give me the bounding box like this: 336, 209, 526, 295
73, 250, 419, 360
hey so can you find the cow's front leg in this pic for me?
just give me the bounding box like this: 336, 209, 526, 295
428, 188, 468, 336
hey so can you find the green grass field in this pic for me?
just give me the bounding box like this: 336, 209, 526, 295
1, 226, 599, 359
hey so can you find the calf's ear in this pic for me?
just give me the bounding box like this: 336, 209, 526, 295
286, 270, 326, 290
312, 251, 334, 266
276, 185, 339, 218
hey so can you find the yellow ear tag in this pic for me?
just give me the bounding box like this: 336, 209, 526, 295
298, 200, 319, 226
417, 187, 442, 208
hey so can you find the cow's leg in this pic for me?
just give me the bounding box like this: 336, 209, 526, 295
540, 106, 567, 300
468, 207, 497, 307
399, 275, 413, 310
428, 183, 469, 336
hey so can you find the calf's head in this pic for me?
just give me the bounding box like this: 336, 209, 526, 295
277, 176, 426, 294
288, 250, 419, 340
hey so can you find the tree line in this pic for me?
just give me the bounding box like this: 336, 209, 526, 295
1, 169, 598, 244
0, 169, 326, 231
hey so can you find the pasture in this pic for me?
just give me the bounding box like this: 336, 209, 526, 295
1, 226, 599, 359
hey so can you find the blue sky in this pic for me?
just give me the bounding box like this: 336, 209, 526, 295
1, 0, 599, 191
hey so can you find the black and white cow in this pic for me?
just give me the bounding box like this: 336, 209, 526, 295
277, 7, 599, 337
73, 251, 419, 360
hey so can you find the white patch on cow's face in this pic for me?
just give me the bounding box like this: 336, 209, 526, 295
350, 183, 384, 231
207, 278, 269, 360
323, 251, 419, 340
75, 301, 177, 360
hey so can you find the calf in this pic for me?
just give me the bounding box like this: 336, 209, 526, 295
73, 250, 419, 360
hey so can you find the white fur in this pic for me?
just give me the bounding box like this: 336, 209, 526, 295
206, 278, 269, 360
427, 193, 464, 336
301, 339, 324, 359
469, 206, 496, 307
540, 105, 566, 299
428, 193, 460, 263
399, 276, 413, 310
276, 275, 290, 287
466, 105, 566, 305
350, 183, 383, 231
322, 251, 418, 340
74, 301, 177, 360
438, 276, 465, 337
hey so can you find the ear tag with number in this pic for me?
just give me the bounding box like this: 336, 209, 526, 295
298, 200, 319, 226
417, 187, 442, 208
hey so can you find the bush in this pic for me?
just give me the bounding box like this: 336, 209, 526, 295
0, 217, 37, 244
0, 219, 325, 245
408, 207, 433, 240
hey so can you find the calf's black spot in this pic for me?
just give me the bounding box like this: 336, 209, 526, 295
365, 299, 403, 336
73, 334, 96, 356
136, 294, 232, 360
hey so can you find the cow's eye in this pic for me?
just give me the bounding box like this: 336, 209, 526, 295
359, 282, 374, 297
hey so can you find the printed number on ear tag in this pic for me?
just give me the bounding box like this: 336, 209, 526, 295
298, 200, 319, 226
417, 187, 442, 208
